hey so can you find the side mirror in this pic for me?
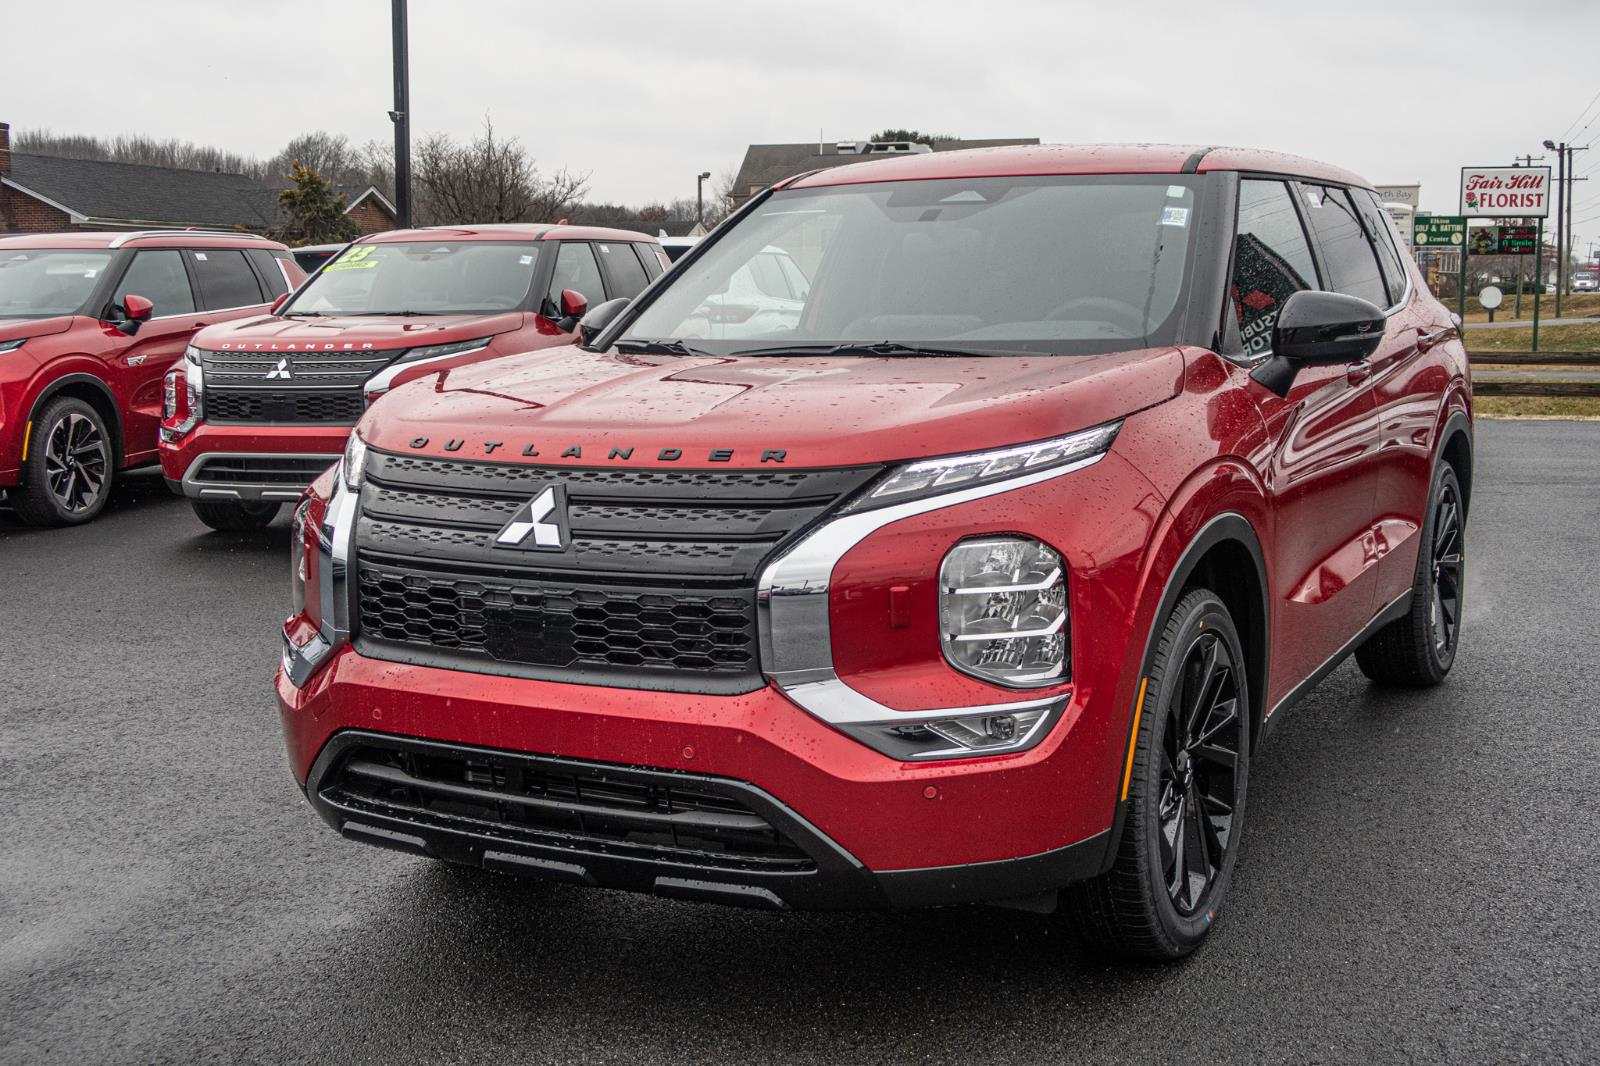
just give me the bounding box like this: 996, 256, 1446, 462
111, 293, 154, 335
1249, 290, 1386, 398
270, 293, 290, 315
553, 288, 589, 332
577, 297, 631, 349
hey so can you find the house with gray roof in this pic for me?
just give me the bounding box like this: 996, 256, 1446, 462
729, 137, 1041, 209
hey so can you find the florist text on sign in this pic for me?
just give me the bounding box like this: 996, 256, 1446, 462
1459, 167, 1551, 217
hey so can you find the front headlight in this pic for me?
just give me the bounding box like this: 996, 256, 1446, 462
940, 536, 1068, 687
340, 431, 368, 492
846, 421, 1120, 511
363, 336, 493, 397
290, 497, 311, 614
0, 338, 27, 354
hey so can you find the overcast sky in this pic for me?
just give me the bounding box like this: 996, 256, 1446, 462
6, 0, 1600, 249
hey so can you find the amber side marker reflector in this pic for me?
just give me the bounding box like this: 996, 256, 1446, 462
20, 420, 32, 462
1120, 677, 1150, 801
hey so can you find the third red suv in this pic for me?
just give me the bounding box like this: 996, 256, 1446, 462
0, 230, 300, 525
159, 224, 667, 530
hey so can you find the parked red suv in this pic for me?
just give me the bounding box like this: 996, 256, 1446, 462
159, 224, 667, 530
277, 146, 1471, 959
0, 230, 300, 525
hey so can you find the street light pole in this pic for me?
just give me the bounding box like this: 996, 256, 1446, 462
696, 171, 711, 229
1545, 139, 1565, 318
390, 0, 412, 229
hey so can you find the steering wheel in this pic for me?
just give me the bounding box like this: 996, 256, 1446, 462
1045, 296, 1147, 334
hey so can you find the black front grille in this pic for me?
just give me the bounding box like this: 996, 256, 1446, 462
320, 741, 815, 872
352, 449, 882, 691
206, 389, 365, 424
193, 455, 336, 484
198, 348, 395, 389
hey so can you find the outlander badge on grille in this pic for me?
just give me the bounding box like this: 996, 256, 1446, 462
494, 485, 569, 550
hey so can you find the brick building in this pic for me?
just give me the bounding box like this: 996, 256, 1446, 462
0, 122, 395, 237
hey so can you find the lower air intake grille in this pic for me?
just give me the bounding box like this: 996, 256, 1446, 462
320, 742, 815, 872
193, 455, 336, 484
207, 389, 365, 424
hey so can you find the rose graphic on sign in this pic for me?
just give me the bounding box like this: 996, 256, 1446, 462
1464, 192, 1479, 211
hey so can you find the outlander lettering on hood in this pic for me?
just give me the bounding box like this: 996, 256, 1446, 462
404, 437, 788, 463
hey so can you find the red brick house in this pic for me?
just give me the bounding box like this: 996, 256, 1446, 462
0, 122, 395, 237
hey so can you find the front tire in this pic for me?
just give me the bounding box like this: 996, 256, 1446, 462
1064, 588, 1250, 960
190, 498, 281, 531
10, 396, 114, 527
1355, 462, 1464, 686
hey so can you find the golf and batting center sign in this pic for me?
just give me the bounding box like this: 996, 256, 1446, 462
1414, 216, 1466, 247
1459, 167, 1552, 217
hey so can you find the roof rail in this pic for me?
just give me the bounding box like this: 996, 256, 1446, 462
108, 229, 272, 248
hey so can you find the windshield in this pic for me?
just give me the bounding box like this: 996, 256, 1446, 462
0, 249, 114, 319
286, 241, 543, 316
623, 175, 1201, 355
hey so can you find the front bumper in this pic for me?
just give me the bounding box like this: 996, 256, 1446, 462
278, 646, 1116, 909
160, 423, 347, 501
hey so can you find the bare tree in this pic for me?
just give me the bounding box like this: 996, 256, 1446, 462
266, 131, 360, 185
15, 128, 260, 176
413, 118, 587, 225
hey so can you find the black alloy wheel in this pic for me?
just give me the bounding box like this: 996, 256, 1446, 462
44, 411, 109, 516
1428, 479, 1464, 659
1158, 627, 1243, 917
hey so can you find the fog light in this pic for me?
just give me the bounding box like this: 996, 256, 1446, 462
846, 702, 1061, 760
940, 536, 1068, 687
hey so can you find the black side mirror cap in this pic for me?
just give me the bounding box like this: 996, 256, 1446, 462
577, 297, 631, 349
1249, 290, 1386, 398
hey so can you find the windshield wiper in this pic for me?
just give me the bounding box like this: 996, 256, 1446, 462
281, 310, 324, 317
359, 310, 432, 316
613, 338, 715, 356
729, 341, 1010, 358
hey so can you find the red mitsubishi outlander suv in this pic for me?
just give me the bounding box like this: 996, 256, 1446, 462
0, 230, 300, 525
160, 225, 667, 531
277, 146, 1471, 959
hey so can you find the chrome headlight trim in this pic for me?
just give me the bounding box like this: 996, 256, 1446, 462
362, 337, 492, 396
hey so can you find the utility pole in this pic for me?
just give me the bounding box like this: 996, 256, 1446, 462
1513, 153, 1544, 302
1567, 147, 1589, 304
1548, 140, 1565, 318
389, 0, 412, 229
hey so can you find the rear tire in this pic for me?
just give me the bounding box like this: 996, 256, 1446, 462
1063, 588, 1250, 960
190, 498, 281, 531
10, 396, 114, 527
1355, 463, 1464, 686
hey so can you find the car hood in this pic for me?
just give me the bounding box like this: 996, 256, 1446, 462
192, 311, 526, 352
361, 344, 1184, 469
0, 315, 77, 342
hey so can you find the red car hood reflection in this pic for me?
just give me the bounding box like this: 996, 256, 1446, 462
361, 344, 1185, 469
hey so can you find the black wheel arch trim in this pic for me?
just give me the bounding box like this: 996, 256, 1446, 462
28, 373, 126, 468
1101, 511, 1270, 875
1438, 408, 1473, 515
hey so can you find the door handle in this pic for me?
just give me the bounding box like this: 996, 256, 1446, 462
1346, 360, 1372, 384
1416, 325, 1451, 351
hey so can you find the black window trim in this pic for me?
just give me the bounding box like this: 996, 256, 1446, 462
1352, 188, 1415, 315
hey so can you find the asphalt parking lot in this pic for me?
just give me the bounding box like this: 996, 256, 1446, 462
2, 420, 1597, 1065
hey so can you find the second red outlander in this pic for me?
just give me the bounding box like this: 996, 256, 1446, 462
160, 224, 666, 530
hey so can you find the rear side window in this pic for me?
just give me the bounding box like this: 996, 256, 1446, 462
546, 241, 606, 312
190, 249, 265, 310
1299, 185, 1388, 308
637, 244, 664, 280
246, 249, 289, 299
1353, 191, 1409, 308
1230, 179, 1318, 357
597, 241, 649, 299
116, 249, 195, 317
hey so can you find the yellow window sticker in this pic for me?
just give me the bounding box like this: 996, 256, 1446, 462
325, 245, 381, 271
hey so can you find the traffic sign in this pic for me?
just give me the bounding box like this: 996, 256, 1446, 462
1414, 216, 1466, 247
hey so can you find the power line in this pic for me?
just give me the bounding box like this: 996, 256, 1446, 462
1560, 86, 1600, 141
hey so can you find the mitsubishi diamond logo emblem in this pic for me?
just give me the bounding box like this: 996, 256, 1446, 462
264, 357, 292, 380
494, 485, 568, 550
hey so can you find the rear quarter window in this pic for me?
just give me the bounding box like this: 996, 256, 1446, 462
1299, 185, 1389, 309
190, 249, 265, 310
597, 241, 650, 299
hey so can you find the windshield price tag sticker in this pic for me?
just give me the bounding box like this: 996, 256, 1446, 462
326, 246, 380, 272
1160, 206, 1189, 228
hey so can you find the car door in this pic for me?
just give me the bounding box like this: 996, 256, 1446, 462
1229, 178, 1384, 696
108, 248, 209, 463
1350, 187, 1443, 608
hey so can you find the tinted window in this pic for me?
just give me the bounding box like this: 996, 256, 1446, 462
637, 244, 665, 279
247, 249, 289, 298
1354, 190, 1409, 307
0, 249, 114, 318
546, 242, 605, 311
190, 249, 263, 310
598, 241, 650, 299
1230, 180, 1317, 357
118, 250, 196, 317
1299, 185, 1387, 308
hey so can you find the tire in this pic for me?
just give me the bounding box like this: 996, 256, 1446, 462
1355, 463, 1464, 686
190, 498, 282, 532
10, 396, 114, 527
1063, 588, 1250, 960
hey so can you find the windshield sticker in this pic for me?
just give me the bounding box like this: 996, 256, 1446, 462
193, 252, 208, 261
326, 245, 380, 271
1160, 206, 1190, 228
519, 255, 534, 265
1167, 185, 1188, 199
